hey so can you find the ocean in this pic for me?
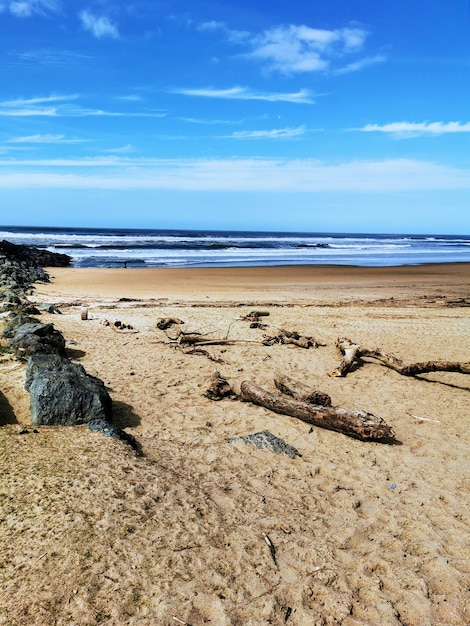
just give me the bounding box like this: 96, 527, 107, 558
1, 226, 470, 268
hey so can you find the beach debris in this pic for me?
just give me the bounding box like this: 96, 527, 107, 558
409, 412, 441, 423
80, 306, 88, 320
330, 337, 470, 377
240, 380, 396, 442
228, 430, 301, 459
262, 329, 322, 349
240, 310, 270, 327
204, 371, 235, 400
274, 373, 332, 406
101, 319, 136, 332
182, 347, 225, 363
206, 371, 395, 441
284, 606, 293, 623
156, 317, 184, 330
172, 616, 192, 626
264, 534, 279, 568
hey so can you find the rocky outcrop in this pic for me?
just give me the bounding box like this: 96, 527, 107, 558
0, 240, 71, 268
0, 240, 140, 453
0, 239, 71, 312
25, 355, 112, 426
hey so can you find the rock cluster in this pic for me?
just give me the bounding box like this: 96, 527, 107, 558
0, 241, 136, 450
0, 239, 70, 309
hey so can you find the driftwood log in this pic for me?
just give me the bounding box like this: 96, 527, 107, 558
274, 373, 332, 406
331, 337, 470, 378
240, 380, 395, 442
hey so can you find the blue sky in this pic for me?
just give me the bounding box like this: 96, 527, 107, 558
0, 0, 469, 234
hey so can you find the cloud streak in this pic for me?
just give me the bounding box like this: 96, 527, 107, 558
171, 86, 314, 104
0, 157, 469, 192
228, 126, 306, 140
0, 94, 166, 117
358, 121, 470, 137
5, 134, 86, 144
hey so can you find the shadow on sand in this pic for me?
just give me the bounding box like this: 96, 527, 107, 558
0, 391, 18, 426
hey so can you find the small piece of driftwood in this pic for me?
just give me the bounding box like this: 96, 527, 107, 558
182, 348, 225, 364
274, 373, 332, 406
330, 337, 470, 378
204, 371, 235, 400
240, 310, 270, 322
156, 317, 184, 330
240, 380, 395, 442
262, 329, 320, 349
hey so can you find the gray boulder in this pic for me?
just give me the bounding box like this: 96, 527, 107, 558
2, 314, 40, 338
6, 320, 66, 358
25, 354, 112, 426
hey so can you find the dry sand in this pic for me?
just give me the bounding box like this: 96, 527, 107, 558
1, 264, 469, 625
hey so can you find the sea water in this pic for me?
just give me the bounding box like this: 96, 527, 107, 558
1, 226, 469, 268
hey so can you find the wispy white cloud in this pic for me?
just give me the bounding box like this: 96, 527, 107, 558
197, 20, 227, 33
13, 49, 92, 66
102, 144, 135, 154
358, 121, 470, 137
228, 126, 306, 140
198, 21, 381, 75
333, 54, 386, 75
247, 25, 369, 74
0, 94, 166, 117
0, 157, 469, 192
171, 86, 314, 104
180, 117, 245, 125
79, 10, 119, 39
6, 134, 86, 144
1, 95, 77, 107
3, 0, 60, 17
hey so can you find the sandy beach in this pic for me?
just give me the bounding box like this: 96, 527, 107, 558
1, 263, 469, 625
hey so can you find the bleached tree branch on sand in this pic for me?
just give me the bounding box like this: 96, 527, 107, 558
330, 337, 470, 378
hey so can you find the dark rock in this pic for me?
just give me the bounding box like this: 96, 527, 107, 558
0, 240, 71, 268
25, 354, 112, 426
1, 290, 22, 305
2, 314, 39, 338
227, 430, 302, 458
22, 305, 41, 315
6, 320, 66, 358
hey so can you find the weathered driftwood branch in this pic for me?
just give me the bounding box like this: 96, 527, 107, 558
183, 348, 225, 364
331, 337, 470, 378
274, 373, 332, 406
240, 380, 395, 442
262, 329, 320, 349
